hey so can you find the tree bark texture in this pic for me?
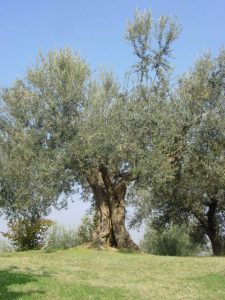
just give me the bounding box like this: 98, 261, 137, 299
87, 168, 139, 250
206, 200, 224, 256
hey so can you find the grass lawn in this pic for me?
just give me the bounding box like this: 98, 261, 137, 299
0, 248, 225, 299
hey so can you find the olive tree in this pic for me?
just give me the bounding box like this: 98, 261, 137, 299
0, 10, 179, 249
131, 50, 225, 255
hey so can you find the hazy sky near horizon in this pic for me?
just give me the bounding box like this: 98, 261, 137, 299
1, 0, 224, 242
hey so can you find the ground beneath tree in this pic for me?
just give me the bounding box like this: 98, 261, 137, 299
0, 248, 224, 299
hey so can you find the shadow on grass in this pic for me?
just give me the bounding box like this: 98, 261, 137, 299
0, 268, 45, 299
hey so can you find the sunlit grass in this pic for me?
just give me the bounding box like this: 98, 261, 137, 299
0, 248, 225, 299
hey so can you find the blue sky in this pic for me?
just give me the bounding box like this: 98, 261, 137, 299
1, 0, 225, 86
0, 0, 224, 242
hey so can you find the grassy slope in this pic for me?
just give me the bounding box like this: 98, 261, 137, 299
0, 248, 225, 300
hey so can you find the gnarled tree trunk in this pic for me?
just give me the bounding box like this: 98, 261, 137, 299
87, 169, 139, 250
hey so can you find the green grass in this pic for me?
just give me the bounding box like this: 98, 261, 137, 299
0, 248, 225, 299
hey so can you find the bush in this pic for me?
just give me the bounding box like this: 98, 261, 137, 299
45, 215, 94, 250
2, 218, 54, 251
76, 215, 94, 244
45, 223, 79, 250
0, 239, 12, 253
141, 224, 201, 256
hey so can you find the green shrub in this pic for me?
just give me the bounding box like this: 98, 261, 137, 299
76, 215, 94, 244
45, 215, 94, 250
141, 224, 201, 256
2, 218, 54, 251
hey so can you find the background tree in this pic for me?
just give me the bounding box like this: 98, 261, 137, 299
131, 50, 225, 255
0, 10, 180, 249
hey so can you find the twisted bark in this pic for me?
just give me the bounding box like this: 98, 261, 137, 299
87, 168, 139, 250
